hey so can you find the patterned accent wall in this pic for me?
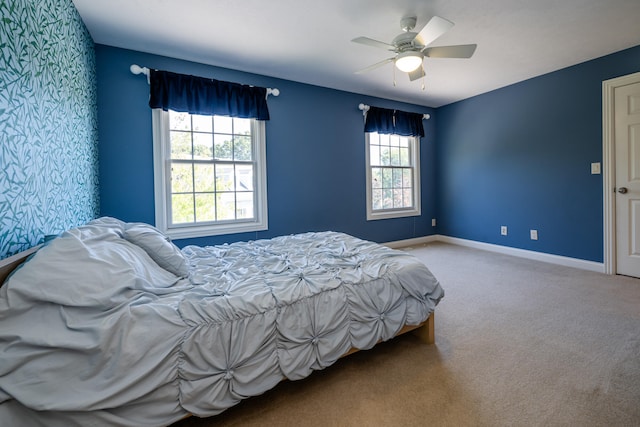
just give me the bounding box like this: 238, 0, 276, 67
0, 0, 99, 259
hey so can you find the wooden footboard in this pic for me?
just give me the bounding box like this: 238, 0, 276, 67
0, 246, 40, 285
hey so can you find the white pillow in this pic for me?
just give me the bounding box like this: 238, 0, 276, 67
123, 223, 189, 278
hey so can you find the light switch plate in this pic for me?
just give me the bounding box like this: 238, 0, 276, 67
591, 162, 601, 174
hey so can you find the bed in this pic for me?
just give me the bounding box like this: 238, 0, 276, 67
0, 217, 444, 427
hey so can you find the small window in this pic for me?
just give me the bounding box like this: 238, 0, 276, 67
365, 132, 421, 220
152, 109, 267, 239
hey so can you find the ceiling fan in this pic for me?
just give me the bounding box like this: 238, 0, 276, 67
352, 15, 477, 82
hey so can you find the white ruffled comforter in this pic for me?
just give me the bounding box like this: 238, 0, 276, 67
0, 218, 443, 426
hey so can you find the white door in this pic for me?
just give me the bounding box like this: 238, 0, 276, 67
615, 81, 640, 277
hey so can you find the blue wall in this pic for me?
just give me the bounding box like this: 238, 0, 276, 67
96, 45, 436, 247
0, 0, 99, 259
436, 45, 640, 262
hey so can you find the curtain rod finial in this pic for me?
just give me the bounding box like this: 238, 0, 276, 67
130, 64, 150, 83
130, 64, 144, 75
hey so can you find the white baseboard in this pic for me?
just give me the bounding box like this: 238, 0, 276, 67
384, 234, 605, 273
383, 235, 439, 249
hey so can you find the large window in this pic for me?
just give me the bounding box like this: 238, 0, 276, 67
152, 109, 267, 239
365, 132, 420, 220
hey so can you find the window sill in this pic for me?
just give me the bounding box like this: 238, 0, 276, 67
162, 221, 268, 240
367, 208, 421, 221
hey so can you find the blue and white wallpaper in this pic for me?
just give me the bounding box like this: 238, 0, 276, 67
0, 0, 99, 259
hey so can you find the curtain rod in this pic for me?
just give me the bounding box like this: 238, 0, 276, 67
129, 64, 280, 97
358, 103, 430, 120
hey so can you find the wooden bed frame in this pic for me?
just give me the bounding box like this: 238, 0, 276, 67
0, 246, 434, 346
0, 245, 40, 284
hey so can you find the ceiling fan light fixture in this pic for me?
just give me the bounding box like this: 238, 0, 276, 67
395, 51, 423, 72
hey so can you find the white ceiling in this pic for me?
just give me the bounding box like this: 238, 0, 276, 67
72, 0, 640, 108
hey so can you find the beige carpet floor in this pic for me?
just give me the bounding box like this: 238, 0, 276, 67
173, 242, 640, 427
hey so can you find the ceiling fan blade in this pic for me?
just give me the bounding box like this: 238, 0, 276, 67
415, 15, 454, 46
355, 58, 395, 74
351, 36, 395, 51
351, 37, 395, 50
424, 44, 477, 58
408, 66, 425, 81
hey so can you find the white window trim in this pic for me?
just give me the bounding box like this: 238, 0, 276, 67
152, 109, 268, 239
365, 132, 421, 221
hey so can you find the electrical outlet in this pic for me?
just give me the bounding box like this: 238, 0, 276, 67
530, 229, 538, 240
501, 226, 507, 236
432, 218, 436, 227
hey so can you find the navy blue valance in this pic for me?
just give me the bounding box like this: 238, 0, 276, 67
149, 69, 270, 120
364, 106, 424, 137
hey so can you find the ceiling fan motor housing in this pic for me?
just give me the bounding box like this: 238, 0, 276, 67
392, 32, 422, 52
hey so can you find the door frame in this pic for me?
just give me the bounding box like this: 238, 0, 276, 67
603, 71, 640, 275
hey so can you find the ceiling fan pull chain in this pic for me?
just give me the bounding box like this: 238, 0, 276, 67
422, 71, 425, 91
393, 65, 397, 87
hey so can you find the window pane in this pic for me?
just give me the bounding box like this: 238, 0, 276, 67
234, 117, 251, 135
380, 147, 391, 166
193, 133, 213, 160
170, 131, 192, 159
195, 193, 215, 222
214, 134, 233, 160
390, 135, 400, 147
372, 189, 383, 210
171, 163, 193, 193
390, 147, 400, 166
234, 135, 252, 161
236, 191, 254, 219
216, 164, 234, 191
216, 193, 236, 220
172, 194, 194, 224
403, 189, 413, 207
370, 144, 380, 166
192, 114, 212, 132
382, 168, 392, 188
400, 147, 409, 166
393, 189, 403, 208
194, 164, 214, 192
235, 164, 253, 191
382, 189, 393, 209
392, 168, 402, 188
371, 168, 382, 189
169, 111, 190, 131
399, 137, 410, 148
402, 169, 412, 187
379, 133, 390, 146
214, 116, 233, 134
